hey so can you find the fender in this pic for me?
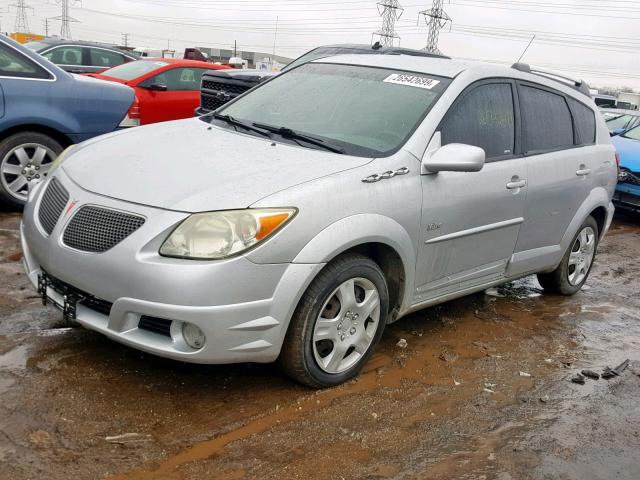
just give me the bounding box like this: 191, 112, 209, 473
293, 213, 417, 311
559, 187, 614, 253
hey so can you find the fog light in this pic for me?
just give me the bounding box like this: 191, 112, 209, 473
182, 323, 206, 349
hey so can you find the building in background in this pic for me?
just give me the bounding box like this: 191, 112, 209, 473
10, 32, 44, 44
196, 47, 292, 70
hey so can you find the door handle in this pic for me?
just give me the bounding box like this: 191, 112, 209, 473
576, 168, 592, 176
506, 179, 527, 190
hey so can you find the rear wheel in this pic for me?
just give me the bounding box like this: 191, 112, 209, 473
0, 132, 63, 208
279, 254, 389, 388
537, 216, 599, 295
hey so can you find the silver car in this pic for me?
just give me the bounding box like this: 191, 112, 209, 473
21, 55, 617, 387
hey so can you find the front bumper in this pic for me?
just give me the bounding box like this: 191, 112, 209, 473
21, 171, 323, 364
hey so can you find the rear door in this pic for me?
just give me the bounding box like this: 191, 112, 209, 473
136, 67, 207, 124
509, 83, 596, 276
416, 79, 528, 300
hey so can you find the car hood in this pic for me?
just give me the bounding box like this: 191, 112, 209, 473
62, 118, 373, 212
612, 135, 640, 172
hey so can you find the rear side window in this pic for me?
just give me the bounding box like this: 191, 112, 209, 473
441, 83, 515, 159
89, 48, 126, 68
43, 46, 83, 66
568, 98, 596, 145
0, 44, 50, 79
520, 85, 573, 153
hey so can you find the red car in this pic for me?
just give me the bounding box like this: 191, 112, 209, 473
87, 58, 230, 125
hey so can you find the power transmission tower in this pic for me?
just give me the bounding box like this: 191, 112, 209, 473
373, 0, 403, 47
122, 33, 130, 48
53, 0, 81, 39
43, 18, 50, 36
419, 0, 451, 54
9, 0, 33, 33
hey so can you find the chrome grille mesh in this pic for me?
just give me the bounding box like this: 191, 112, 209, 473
38, 179, 69, 235
63, 207, 145, 253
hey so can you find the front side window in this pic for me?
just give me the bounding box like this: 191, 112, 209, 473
520, 85, 574, 153
440, 83, 515, 159
89, 48, 125, 68
568, 98, 596, 145
214, 63, 450, 157
145, 67, 206, 91
0, 44, 50, 79
43, 46, 83, 66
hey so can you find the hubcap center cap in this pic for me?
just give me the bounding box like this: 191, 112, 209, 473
337, 310, 359, 341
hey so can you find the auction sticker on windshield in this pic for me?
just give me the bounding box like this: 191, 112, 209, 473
383, 73, 440, 90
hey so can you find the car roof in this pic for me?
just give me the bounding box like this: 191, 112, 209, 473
311, 43, 449, 59
136, 58, 225, 68
314, 54, 594, 102
36, 38, 126, 50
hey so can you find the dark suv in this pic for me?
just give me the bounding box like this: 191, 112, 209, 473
197, 43, 449, 115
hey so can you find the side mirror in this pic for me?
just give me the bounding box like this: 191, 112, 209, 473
422, 143, 486, 174
146, 83, 168, 92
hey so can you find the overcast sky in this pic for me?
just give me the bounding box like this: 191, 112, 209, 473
4, 0, 640, 89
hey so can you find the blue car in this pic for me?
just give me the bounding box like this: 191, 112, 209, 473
0, 35, 135, 207
612, 125, 640, 214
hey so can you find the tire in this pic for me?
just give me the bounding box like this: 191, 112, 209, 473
537, 216, 599, 296
279, 254, 389, 388
0, 132, 63, 209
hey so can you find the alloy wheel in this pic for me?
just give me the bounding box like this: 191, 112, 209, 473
567, 226, 596, 286
0, 143, 56, 202
312, 277, 381, 374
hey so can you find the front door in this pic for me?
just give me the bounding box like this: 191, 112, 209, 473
415, 80, 527, 302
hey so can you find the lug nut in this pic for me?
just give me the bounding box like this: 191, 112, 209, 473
340, 334, 345, 341
35, 174, 40, 179
350, 327, 356, 335
35, 166, 40, 170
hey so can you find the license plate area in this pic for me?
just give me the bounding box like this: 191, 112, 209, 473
37, 271, 93, 321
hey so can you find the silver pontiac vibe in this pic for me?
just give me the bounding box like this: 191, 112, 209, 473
21, 55, 617, 387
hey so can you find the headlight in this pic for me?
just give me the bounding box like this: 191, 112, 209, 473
48, 145, 75, 176
160, 208, 296, 260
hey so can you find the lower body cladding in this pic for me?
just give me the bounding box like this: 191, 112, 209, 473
21, 171, 323, 364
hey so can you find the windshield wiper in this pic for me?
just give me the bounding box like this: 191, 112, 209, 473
252, 122, 345, 154
212, 113, 272, 138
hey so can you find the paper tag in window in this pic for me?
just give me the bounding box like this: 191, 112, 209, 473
383, 74, 440, 90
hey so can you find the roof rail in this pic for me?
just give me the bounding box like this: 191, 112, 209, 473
511, 62, 591, 98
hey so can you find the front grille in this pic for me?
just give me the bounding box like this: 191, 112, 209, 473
63, 206, 145, 253
202, 80, 251, 95
38, 179, 69, 235
201, 94, 227, 112
138, 316, 172, 337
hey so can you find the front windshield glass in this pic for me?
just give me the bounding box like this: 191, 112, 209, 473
214, 63, 450, 157
281, 47, 368, 73
100, 60, 168, 80
605, 114, 635, 131
622, 125, 640, 141
24, 41, 51, 51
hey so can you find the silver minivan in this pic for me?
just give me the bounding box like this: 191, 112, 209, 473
21, 55, 617, 387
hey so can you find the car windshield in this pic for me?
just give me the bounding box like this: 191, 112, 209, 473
622, 125, 640, 141
24, 41, 51, 51
101, 60, 168, 80
605, 113, 636, 131
212, 63, 450, 157
282, 46, 369, 73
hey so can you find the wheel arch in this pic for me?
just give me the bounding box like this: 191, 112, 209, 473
293, 214, 416, 318
0, 124, 73, 149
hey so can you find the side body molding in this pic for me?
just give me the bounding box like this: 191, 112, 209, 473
293, 214, 417, 312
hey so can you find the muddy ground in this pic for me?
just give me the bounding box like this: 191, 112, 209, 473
0, 209, 639, 480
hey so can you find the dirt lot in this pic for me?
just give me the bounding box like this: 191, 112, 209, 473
0, 210, 639, 480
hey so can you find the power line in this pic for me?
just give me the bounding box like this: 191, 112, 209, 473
52, 0, 80, 39
418, 0, 451, 53
9, 0, 33, 32
373, 0, 404, 46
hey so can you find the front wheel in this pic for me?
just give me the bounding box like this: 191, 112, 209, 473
537, 216, 599, 295
0, 132, 63, 208
279, 254, 389, 388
